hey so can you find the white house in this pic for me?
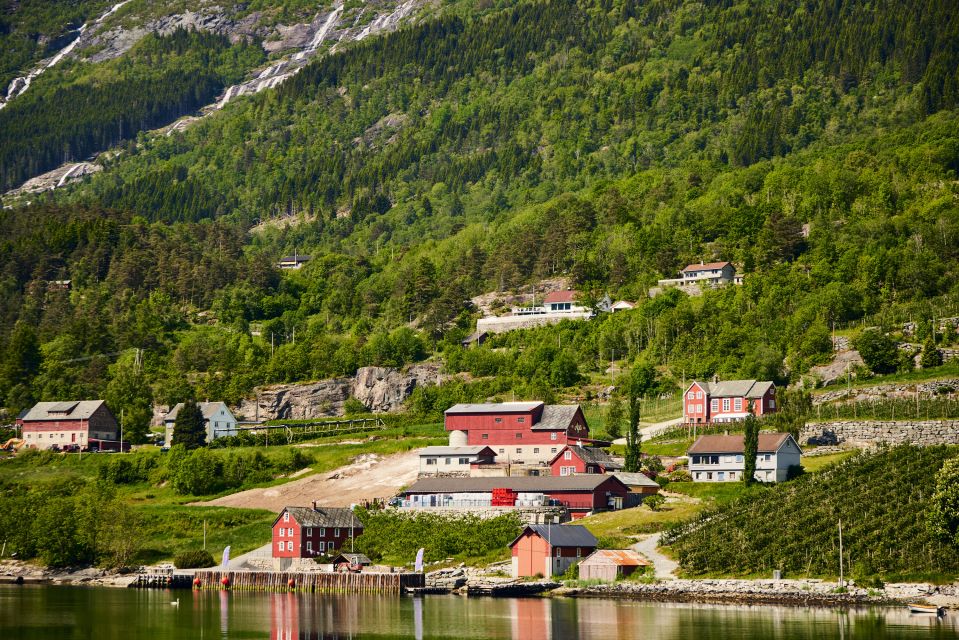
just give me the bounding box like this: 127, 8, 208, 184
418, 446, 497, 476
657, 261, 742, 289
687, 432, 801, 483
164, 402, 237, 447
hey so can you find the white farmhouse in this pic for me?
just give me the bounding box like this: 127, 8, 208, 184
164, 401, 238, 447
417, 446, 497, 477
687, 432, 801, 483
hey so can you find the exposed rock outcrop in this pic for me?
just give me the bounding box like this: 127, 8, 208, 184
234, 363, 442, 421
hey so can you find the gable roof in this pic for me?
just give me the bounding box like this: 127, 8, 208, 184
682, 261, 732, 273
543, 290, 577, 304
445, 402, 543, 415
274, 506, 363, 529
532, 405, 583, 431
279, 255, 311, 263
165, 402, 233, 422
418, 446, 496, 457
579, 549, 650, 567
509, 524, 597, 549
550, 446, 622, 470
21, 400, 110, 422
611, 300, 635, 310
330, 552, 371, 565
687, 433, 795, 455
686, 380, 775, 399
401, 474, 627, 494
612, 472, 660, 489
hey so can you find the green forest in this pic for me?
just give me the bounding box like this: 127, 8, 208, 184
0, 0, 957, 439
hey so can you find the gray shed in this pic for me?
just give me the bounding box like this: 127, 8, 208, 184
577, 549, 650, 582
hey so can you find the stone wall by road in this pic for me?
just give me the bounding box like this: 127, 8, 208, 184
812, 378, 959, 405
801, 420, 959, 446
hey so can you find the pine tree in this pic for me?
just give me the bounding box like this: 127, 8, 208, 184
605, 394, 624, 439
920, 339, 943, 369
742, 402, 759, 484
624, 392, 641, 473
172, 399, 206, 450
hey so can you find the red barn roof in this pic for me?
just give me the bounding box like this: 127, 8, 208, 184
682, 261, 732, 273
543, 290, 577, 304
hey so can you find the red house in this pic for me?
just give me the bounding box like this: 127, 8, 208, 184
445, 402, 603, 464
683, 379, 776, 425
510, 524, 597, 578
17, 400, 119, 451
549, 445, 623, 476
272, 505, 363, 560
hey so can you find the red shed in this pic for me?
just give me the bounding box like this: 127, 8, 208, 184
509, 524, 597, 578
549, 445, 623, 476
273, 504, 363, 560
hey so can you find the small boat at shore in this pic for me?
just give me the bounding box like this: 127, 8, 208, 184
907, 604, 946, 616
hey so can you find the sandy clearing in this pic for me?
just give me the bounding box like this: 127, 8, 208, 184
191, 449, 421, 512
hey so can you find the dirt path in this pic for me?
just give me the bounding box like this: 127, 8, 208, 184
613, 417, 684, 445
192, 449, 421, 512
632, 533, 678, 579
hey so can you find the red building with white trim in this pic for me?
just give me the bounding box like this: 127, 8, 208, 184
272, 505, 363, 560
549, 445, 623, 476
683, 379, 777, 424
17, 400, 119, 451
510, 524, 597, 578
445, 402, 603, 464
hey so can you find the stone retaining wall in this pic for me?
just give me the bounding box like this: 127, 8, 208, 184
812, 379, 959, 405
801, 420, 959, 446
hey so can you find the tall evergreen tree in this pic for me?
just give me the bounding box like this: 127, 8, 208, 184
624, 391, 641, 473
172, 399, 206, 450
742, 402, 760, 484
605, 394, 625, 439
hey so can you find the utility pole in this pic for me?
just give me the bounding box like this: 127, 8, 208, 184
120, 408, 124, 453
838, 519, 844, 589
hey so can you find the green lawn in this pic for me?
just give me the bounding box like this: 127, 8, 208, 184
800, 450, 857, 473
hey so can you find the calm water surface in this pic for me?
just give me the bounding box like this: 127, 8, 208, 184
1, 586, 957, 639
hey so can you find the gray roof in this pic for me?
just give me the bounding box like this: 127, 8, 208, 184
510, 524, 597, 549
612, 472, 660, 488
165, 402, 232, 422
275, 507, 363, 529
689, 380, 774, 399
532, 405, 581, 431
21, 400, 109, 421
554, 446, 622, 470
445, 402, 543, 414
418, 446, 496, 457
331, 552, 371, 565
401, 474, 625, 494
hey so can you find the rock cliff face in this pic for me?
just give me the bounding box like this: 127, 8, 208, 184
234, 363, 441, 421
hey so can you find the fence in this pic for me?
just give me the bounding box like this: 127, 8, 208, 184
215, 418, 386, 446
808, 397, 959, 421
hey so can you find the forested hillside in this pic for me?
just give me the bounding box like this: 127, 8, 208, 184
0, 0, 957, 435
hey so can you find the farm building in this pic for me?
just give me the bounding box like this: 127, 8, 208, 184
330, 552, 372, 571
510, 524, 597, 578
17, 400, 119, 451
445, 402, 608, 465
577, 549, 650, 581
683, 379, 777, 424
163, 401, 237, 447
398, 474, 630, 518
612, 472, 662, 504
418, 446, 497, 477
549, 445, 622, 476
273, 505, 364, 566
687, 433, 801, 483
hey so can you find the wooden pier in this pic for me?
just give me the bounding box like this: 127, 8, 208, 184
190, 570, 424, 594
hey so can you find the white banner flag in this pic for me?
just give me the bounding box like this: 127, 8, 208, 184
414, 548, 425, 572
221, 545, 231, 569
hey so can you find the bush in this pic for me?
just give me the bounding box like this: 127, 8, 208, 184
854, 329, 898, 374
644, 495, 666, 511
344, 397, 368, 416
174, 549, 215, 569
668, 470, 692, 482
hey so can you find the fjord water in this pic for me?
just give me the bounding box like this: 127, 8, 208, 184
1, 586, 957, 639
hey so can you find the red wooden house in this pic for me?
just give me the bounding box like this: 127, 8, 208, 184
17, 400, 119, 451
549, 445, 623, 476
510, 524, 597, 578
444, 402, 606, 464
272, 504, 363, 559
683, 379, 777, 425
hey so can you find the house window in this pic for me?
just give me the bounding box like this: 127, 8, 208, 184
695, 472, 701, 480
306, 541, 312, 553
426, 458, 437, 465
718, 472, 725, 480
736, 455, 743, 463
711, 399, 719, 411
495, 418, 503, 423
445, 457, 452, 465
318, 541, 325, 552
516, 433, 522, 439
284, 512, 290, 522
769, 399, 776, 409
499, 448, 505, 454
516, 448, 522, 454
734, 398, 742, 412
564, 450, 572, 460
459, 457, 469, 464
334, 528, 340, 537
482, 433, 489, 439
722, 398, 730, 412
307, 528, 312, 536
697, 391, 703, 399
517, 417, 525, 424
533, 448, 539, 454
687, 392, 694, 400
707, 472, 713, 480
551, 448, 557, 453
555, 548, 561, 557
764, 454, 772, 461
550, 433, 557, 441
320, 528, 326, 537
577, 548, 582, 558
729, 472, 736, 480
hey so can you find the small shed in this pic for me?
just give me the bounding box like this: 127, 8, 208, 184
578, 549, 650, 582
509, 524, 597, 578
612, 472, 661, 507
330, 552, 372, 571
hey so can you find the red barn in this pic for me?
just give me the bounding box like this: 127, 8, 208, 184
272, 505, 363, 560
444, 402, 605, 464
17, 400, 119, 451
683, 379, 777, 425
510, 524, 597, 578
549, 445, 623, 476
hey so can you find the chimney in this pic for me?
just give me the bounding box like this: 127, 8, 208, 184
712, 374, 719, 384
312, 500, 317, 511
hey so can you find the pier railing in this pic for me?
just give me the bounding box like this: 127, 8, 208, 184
190, 570, 424, 594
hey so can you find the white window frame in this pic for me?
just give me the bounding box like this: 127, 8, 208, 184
734, 398, 742, 412
564, 450, 572, 460
319, 527, 326, 537
318, 541, 326, 552
306, 541, 312, 553
334, 528, 340, 537
283, 512, 290, 522
550, 433, 557, 441
711, 399, 719, 411
722, 398, 730, 412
